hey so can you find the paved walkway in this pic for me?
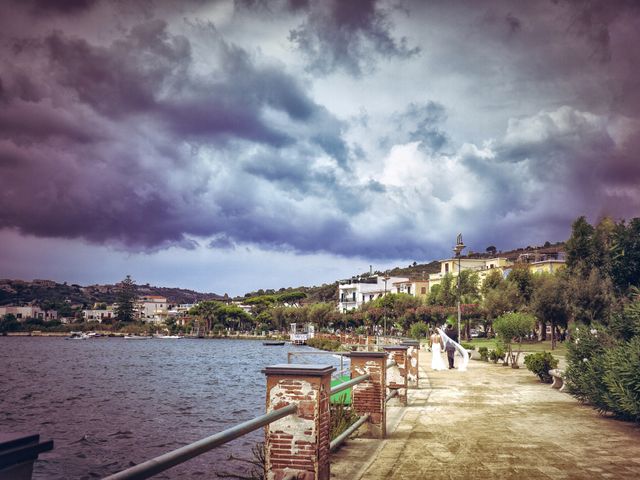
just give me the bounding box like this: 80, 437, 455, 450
331, 349, 640, 479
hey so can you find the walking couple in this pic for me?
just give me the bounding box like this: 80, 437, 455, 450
429, 324, 459, 371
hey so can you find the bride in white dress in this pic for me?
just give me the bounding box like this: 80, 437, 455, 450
429, 330, 447, 371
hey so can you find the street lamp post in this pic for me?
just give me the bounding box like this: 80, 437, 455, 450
383, 274, 390, 338
453, 234, 465, 341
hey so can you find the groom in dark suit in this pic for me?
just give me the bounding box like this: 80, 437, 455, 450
445, 324, 458, 369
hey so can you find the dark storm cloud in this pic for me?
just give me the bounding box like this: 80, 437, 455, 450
45, 20, 191, 117
284, 0, 420, 75
16, 0, 99, 15
390, 101, 449, 152
0, 12, 355, 253
3, 0, 640, 264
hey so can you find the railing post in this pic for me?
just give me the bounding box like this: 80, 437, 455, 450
348, 352, 387, 439
383, 346, 409, 406
263, 364, 335, 480
400, 340, 420, 388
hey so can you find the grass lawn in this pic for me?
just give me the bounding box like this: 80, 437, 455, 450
467, 338, 568, 357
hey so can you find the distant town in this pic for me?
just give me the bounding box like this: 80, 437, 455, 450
0, 240, 567, 336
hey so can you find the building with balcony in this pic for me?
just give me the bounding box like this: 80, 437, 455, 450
137, 295, 168, 323
338, 275, 409, 312
428, 257, 513, 290
393, 278, 430, 298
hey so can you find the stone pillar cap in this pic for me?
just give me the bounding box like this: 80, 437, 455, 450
382, 345, 409, 351
262, 364, 336, 376
400, 340, 420, 346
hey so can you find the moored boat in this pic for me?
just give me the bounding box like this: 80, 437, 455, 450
263, 341, 286, 346
67, 331, 90, 339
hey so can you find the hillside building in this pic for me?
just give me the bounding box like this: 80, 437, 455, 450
137, 295, 169, 323
0, 306, 58, 321
338, 275, 409, 312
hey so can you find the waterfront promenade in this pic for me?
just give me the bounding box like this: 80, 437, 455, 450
332, 349, 640, 479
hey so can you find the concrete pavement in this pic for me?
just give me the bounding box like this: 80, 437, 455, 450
331, 348, 640, 479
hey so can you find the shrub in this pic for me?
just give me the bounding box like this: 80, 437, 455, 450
493, 312, 536, 367
409, 322, 430, 340
307, 337, 342, 351
564, 327, 611, 412
478, 346, 489, 361
488, 345, 505, 363
524, 351, 559, 383
603, 336, 640, 421
460, 342, 475, 351
330, 403, 360, 442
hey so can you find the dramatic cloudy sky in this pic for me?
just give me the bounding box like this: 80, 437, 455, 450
1, 0, 639, 295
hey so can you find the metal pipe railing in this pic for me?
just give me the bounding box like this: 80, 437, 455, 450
329, 414, 370, 452
385, 389, 398, 403
288, 351, 349, 378
330, 373, 371, 395
103, 404, 297, 480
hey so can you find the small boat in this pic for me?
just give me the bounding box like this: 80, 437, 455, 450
67, 331, 90, 339
263, 341, 286, 346
154, 335, 184, 339
124, 335, 153, 340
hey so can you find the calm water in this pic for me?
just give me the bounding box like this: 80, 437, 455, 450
0, 337, 345, 479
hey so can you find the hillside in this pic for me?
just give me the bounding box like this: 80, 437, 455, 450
0, 279, 222, 308
240, 241, 566, 304
0, 241, 566, 309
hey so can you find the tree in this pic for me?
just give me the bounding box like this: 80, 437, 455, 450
434, 274, 456, 306
507, 264, 534, 307
565, 268, 615, 326
276, 291, 307, 306
565, 216, 595, 272
189, 300, 222, 333
481, 269, 503, 296
493, 312, 536, 367
530, 273, 569, 349
486, 245, 497, 256
115, 275, 137, 322
610, 218, 640, 293
591, 217, 616, 275
306, 303, 336, 329
0, 313, 20, 333
481, 282, 519, 335
216, 304, 253, 331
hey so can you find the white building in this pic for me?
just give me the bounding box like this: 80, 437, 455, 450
137, 295, 169, 323
0, 306, 58, 321
82, 309, 115, 323
338, 275, 409, 312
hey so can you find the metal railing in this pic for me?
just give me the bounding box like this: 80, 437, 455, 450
103, 405, 297, 480
330, 373, 371, 395
105, 352, 404, 479
330, 414, 370, 452
385, 389, 398, 403
287, 351, 349, 378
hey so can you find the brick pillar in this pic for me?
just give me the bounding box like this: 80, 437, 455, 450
263, 364, 335, 480
348, 352, 387, 438
400, 340, 420, 388
383, 346, 408, 406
